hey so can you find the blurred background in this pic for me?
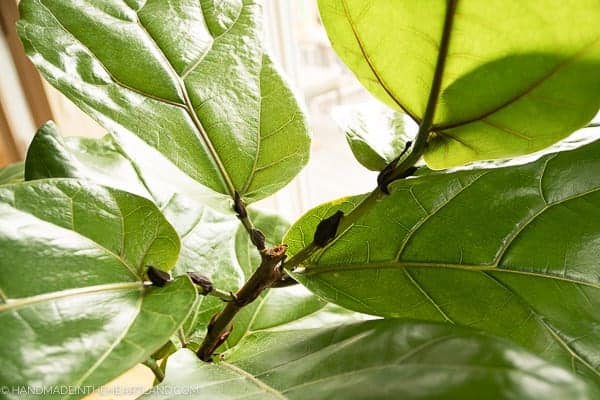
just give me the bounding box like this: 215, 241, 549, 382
0, 0, 384, 221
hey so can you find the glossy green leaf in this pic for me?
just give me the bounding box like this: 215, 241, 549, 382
285, 139, 600, 385
25, 123, 84, 183
18, 0, 310, 202
0, 179, 196, 398
319, 0, 600, 168
25, 121, 230, 212
142, 320, 593, 400
23, 127, 328, 350
0, 162, 24, 185
332, 101, 410, 171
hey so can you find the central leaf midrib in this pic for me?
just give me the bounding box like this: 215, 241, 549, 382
303, 261, 599, 289
340, 1, 598, 136
37, 1, 240, 198
130, 9, 238, 197
0, 281, 143, 312
304, 162, 600, 287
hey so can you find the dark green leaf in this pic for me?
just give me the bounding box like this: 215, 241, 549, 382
25, 122, 84, 181
142, 320, 593, 400
285, 139, 600, 385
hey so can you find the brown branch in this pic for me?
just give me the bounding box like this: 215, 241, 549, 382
233, 191, 266, 250
196, 244, 288, 361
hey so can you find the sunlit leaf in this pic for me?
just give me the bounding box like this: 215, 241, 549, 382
24, 125, 326, 350
319, 0, 600, 168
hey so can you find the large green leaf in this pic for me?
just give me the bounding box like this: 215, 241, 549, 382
25, 121, 230, 212
0, 179, 196, 398
0, 162, 24, 185
319, 0, 600, 168
23, 125, 327, 350
142, 320, 593, 400
18, 0, 310, 202
285, 138, 600, 385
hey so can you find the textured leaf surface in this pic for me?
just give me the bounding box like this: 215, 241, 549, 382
0, 162, 24, 185
332, 101, 409, 171
0, 179, 196, 398
142, 320, 592, 400
285, 139, 600, 385
25, 122, 228, 211
18, 0, 310, 202
319, 0, 600, 168
23, 125, 326, 349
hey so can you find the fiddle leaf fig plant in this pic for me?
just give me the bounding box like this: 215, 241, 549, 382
1, 0, 599, 399
320, 0, 600, 169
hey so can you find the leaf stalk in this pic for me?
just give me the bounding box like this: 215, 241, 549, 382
143, 358, 165, 383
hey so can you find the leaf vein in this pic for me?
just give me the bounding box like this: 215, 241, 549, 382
218, 361, 287, 400
403, 268, 455, 324
433, 38, 599, 131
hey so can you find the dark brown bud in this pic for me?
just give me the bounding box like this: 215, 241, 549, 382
187, 272, 213, 294
250, 229, 266, 250
314, 210, 344, 247
233, 191, 247, 219
147, 266, 171, 287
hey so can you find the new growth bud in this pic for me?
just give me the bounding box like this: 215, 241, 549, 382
250, 229, 266, 250
314, 210, 344, 247
187, 272, 213, 294
147, 266, 171, 287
